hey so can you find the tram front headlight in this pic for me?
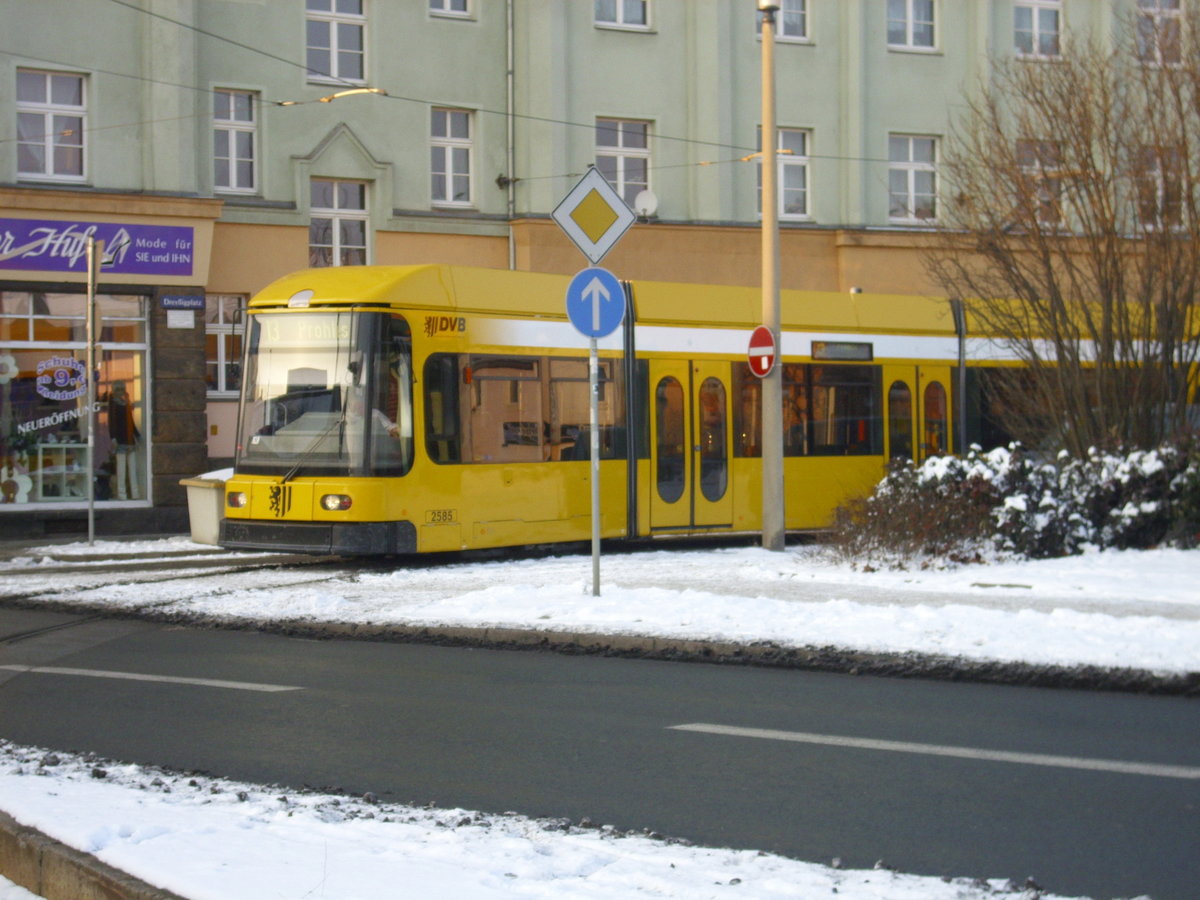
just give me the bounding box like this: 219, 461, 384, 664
226, 491, 247, 509
321, 494, 353, 511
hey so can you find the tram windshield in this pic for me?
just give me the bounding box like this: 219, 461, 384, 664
234, 311, 413, 477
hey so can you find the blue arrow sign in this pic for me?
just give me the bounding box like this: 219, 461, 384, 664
565, 267, 625, 338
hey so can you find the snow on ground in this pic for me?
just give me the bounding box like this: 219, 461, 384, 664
2, 537, 1193, 899
4, 539, 1198, 675
0, 742, 1085, 900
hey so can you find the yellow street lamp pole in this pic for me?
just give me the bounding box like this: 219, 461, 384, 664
758, 1, 785, 551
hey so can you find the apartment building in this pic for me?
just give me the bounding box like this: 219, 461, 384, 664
0, 0, 1167, 534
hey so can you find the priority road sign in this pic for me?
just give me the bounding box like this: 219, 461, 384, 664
566, 267, 625, 339
551, 167, 636, 265
748, 325, 776, 378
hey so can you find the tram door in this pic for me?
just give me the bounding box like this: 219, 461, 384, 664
649, 360, 733, 530
886, 365, 952, 464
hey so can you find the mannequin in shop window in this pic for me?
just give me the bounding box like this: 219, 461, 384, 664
108, 381, 140, 499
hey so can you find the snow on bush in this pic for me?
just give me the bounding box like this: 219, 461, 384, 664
831, 439, 1200, 567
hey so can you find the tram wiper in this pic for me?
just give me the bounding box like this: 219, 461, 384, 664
280, 410, 346, 484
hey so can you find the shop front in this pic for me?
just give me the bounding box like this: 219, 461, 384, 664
0, 189, 219, 539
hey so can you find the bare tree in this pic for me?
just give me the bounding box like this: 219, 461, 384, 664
930, 4, 1200, 456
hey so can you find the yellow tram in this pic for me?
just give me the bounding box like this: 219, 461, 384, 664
220, 264, 981, 555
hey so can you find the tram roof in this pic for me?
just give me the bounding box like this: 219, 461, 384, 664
248, 264, 957, 336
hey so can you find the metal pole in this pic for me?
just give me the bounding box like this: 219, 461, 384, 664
760, 5, 785, 551
85, 238, 103, 545
589, 337, 601, 596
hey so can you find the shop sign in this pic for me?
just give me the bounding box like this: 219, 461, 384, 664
35, 356, 88, 401
0, 218, 194, 276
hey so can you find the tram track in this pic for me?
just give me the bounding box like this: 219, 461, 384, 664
0, 552, 355, 610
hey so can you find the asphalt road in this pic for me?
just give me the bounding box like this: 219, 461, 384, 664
1, 609, 1197, 900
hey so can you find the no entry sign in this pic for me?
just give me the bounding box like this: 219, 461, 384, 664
748, 325, 776, 378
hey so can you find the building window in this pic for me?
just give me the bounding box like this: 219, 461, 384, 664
759, 0, 808, 41
887, 0, 935, 50
16, 69, 85, 182
310, 179, 368, 266
431, 108, 473, 206
595, 118, 650, 208
595, 0, 648, 29
758, 127, 811, 220
204, 295, 244, 397
429, 0, 469, 16
888, 134, 937, 222
1137, 0, 1182, 66
1136, 146, 1184, 229
1014, 1, 1061, 58
213, 90, 256, 193
306, 0, 366, 83
1016, 138, 1063, 226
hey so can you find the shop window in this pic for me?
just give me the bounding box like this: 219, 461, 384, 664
1, 290, 149, 506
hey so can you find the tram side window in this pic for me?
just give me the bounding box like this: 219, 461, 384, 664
467, 355, 543, 463
423, 353, 624, 464
811, 365, 880, 455
548, 358, 623, 460
732, 364, 762, 457
782, 364, 810, 455
732, 363, 881, 456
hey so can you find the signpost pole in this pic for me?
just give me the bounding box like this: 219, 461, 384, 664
85, 238, 103, 546
554, 168, 633, 597
589, 337, 601, 597
759, 2, 785, 552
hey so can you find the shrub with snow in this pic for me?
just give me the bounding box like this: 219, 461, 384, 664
830, 439, 1200, 567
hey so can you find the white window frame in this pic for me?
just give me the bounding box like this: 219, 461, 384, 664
887, 0, 936, 51
429, 0, 470, 17
431, 108, 474, 207
1136, 145, 1185, 231
1014, 0, 1061, 59
1016, 138, 1063, 228
204, 294, 245, 398
757, 127, 812, 221
309, 179, 369, 267
16, 68, 86, 183
1136, 0, 1182, 66
213, 89, 257, 194
594, 0, 649, 30
595, 117, 651, 209
305, 0, 367, 84
888, 134, 938, 224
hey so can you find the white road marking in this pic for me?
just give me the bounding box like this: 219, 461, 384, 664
669, 723, 1200, 781
0, 664, 302, 693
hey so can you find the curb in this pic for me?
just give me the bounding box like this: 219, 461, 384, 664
0, 810, 187, 900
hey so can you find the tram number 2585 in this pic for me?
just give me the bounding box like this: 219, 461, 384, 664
426, 509, 457, 524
